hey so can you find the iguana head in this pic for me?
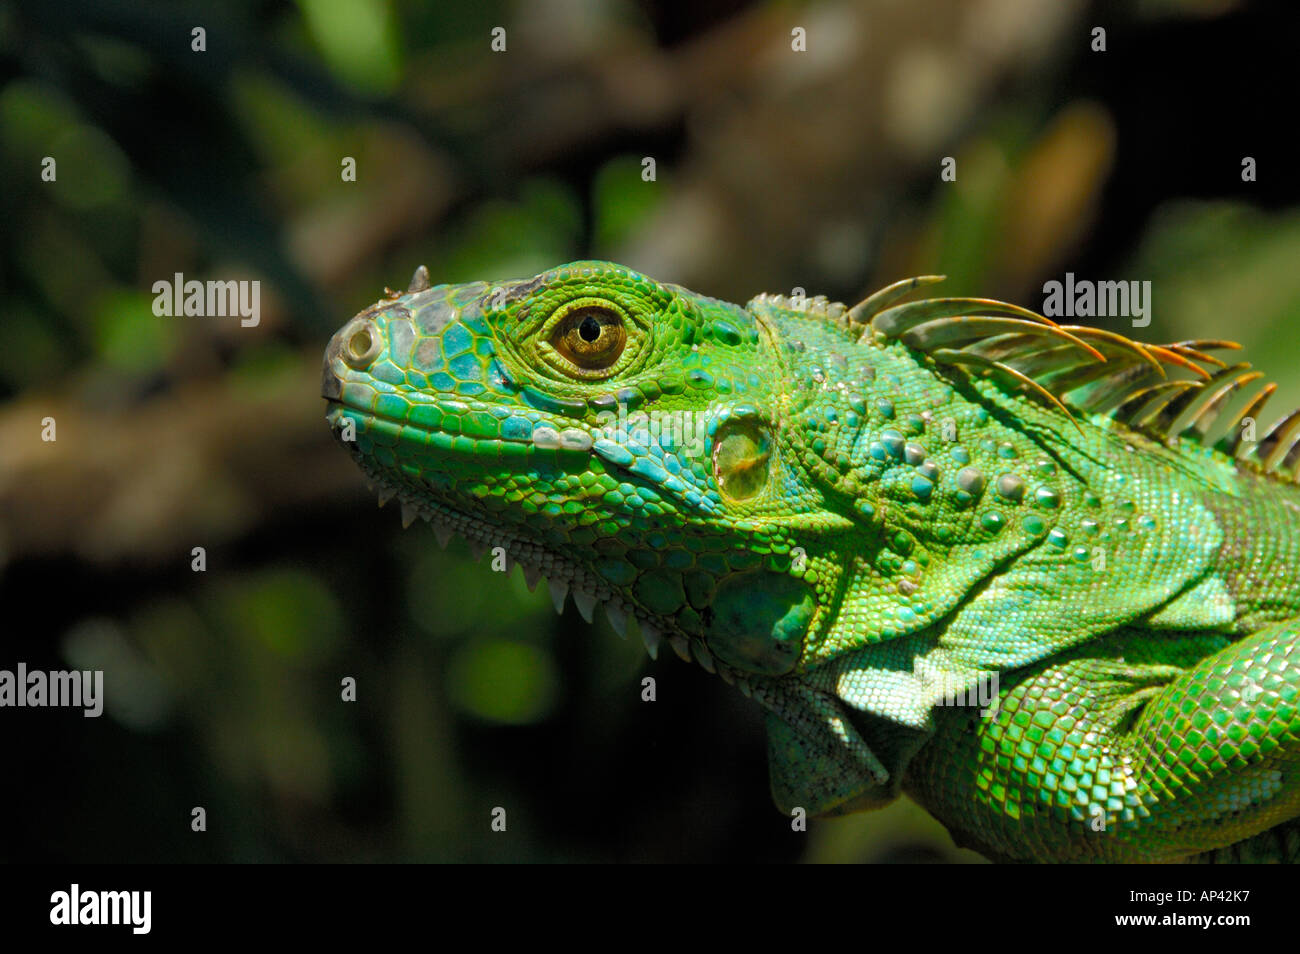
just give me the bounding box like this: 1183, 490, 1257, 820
323, 261, 842, 682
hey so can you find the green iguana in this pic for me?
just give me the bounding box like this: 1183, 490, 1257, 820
323, 260, 1300, 862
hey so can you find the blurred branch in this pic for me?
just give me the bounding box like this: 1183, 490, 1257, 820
0, 353, 354, 567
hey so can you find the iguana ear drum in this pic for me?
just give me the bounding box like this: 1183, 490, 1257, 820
712, 420, 772, 502
704, 572, 814, 675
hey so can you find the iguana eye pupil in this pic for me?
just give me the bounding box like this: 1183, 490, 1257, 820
549, 307, 628, 375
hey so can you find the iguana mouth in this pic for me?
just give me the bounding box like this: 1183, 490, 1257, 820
324, 397, 595, 455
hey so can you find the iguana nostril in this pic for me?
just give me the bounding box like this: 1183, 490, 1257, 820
343, 320, 381, 368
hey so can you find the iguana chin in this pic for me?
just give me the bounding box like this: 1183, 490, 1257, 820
323, 260, 1300, 863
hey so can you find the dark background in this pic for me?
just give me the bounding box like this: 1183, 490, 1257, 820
1, 0, 1297, 862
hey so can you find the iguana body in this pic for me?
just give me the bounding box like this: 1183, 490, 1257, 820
323, 261, 1300, 862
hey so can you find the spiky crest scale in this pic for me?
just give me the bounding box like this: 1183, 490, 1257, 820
790, 275, 1300, 480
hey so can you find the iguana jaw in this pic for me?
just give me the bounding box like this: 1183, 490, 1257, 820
324, 400, 760, 680
323, 408, 665, 670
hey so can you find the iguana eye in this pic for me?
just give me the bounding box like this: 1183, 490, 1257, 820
549, 307, 627, 373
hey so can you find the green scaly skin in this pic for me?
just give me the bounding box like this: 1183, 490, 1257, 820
323, 260, 1300, 862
